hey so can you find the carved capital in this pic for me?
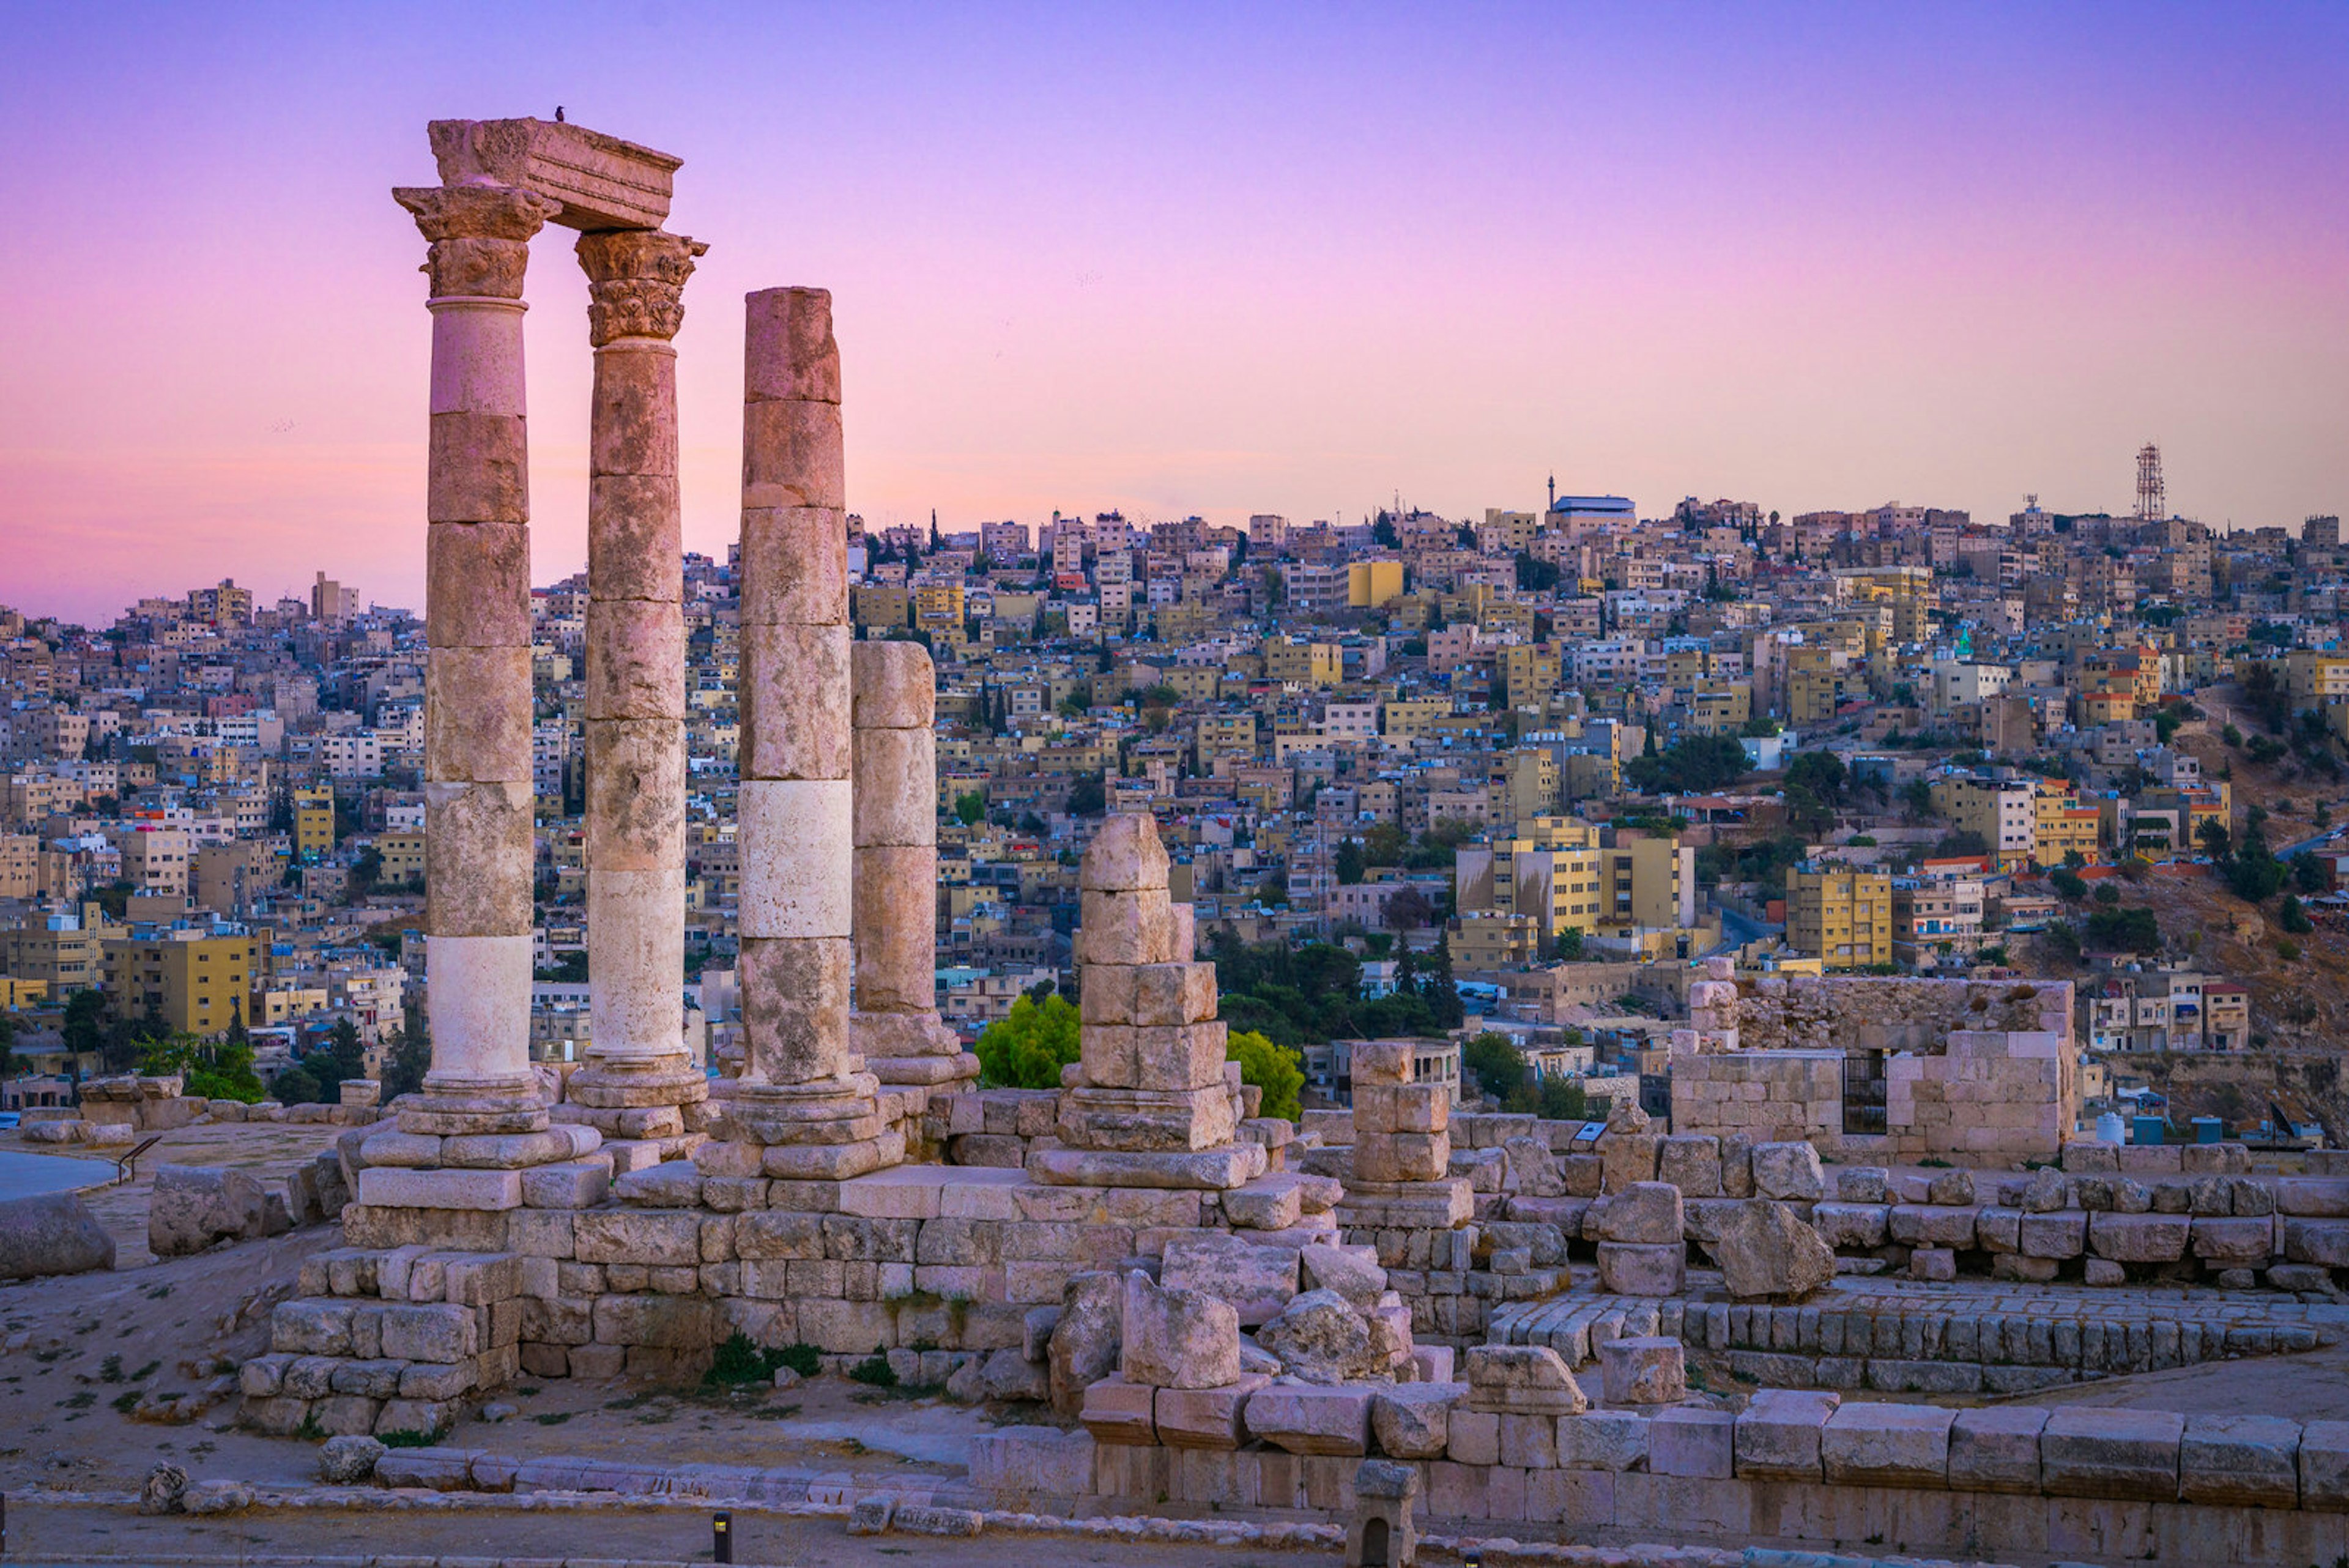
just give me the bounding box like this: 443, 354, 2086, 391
393, 184, 563, 299
576, 229, 708, 346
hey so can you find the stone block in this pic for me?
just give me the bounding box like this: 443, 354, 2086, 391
2041, 1407, 2183, 1501
2088, 1210, 2191, 1263
1650, 1406, 1734, 1479
573, 1209, 704, 1267
1822, 1402, 1952, 1488
1119, 1269, 1240, 1389
1597, 1336, 1685, 1405
1447, 1407, 1500, 1466
1370, 1382, 1462, 1460
1750, 1141, 1826, 1200
1464, 1343, 1587, 1414
1245, 1383, 1374, 1455
1734, 1388, 1839, 1481
968, 1426, 1096, 1499
1557, 1410, 1649, 1472
2300, 1420, 2349, 1510
1158, 1233, 1299, 1326
1595, 1181, 1685, 1244
1078, 1373, 1157, 1444
1949, 1406, 2047, 1494
2019, 1209, 2088, 1258
355, 1167, 522, 1212
1154, 1374, 1271, 1449
2180, 1414, 2300, 1508
1595, 1241, 1683, 1296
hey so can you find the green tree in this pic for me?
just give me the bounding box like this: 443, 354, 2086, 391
61, 988, 106, 1066
1333, 838, 1366, 886
271, 1063, 322, 1105
1623, 735, 1748, 795
381, 1009, 432, 1100
1461, 1031, 1524, 1102
1423, 932, 1463, 1028
2280, 894, 2315, 934
138, 1030, 265, 1103
1066, 772, 1107, 816
2050, 866, 2088, 901
954, 791, 987, 827
2292, 851, 2329, 894
1226, 1029, 1303, 1122
974, 992, 1082, 1089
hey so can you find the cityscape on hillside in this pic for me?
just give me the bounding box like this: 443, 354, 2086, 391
6, 464, 2341, 1136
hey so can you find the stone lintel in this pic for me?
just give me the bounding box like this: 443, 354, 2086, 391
429, 117, 678, 231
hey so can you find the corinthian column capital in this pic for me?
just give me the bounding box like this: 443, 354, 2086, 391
576, 229, 709, 346
393, 183, 564, 299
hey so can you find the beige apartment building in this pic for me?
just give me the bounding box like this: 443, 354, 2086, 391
1785, 864, 1894, 968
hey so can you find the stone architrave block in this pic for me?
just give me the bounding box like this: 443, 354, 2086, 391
1734, 1389, 1840, 1481
2040, 1407, 2183, 1501
2088, 1211, 2191, 1263
1750, 1141, 1827, 1200
1822, 1403, 1953, 1488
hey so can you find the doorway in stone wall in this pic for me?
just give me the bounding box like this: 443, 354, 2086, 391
1842, 1047, 1887, 1137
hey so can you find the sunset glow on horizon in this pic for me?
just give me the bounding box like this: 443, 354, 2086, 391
2, 2, 2343, 625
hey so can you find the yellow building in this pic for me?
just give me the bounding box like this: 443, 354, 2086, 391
1688, 679, 1753, 735
1261, 637, 1343, 687
377, 831, 426, 887
2284, 651, 2349, 707
913, 583, 967, 633
1455, 817, 1696, 946
293, 786, 336, 860
1347, 560, 1405, 608
1785, 865, 1894, 968
1833, 565, 1935, 644
102, 931, 256, 1035
2032, 778, 2101, 866
1498, 645, 1562, 708
852, 585, 911, 631
1929, 774, 2038, 871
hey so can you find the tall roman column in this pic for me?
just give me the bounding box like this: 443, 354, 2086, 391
395, 180, 564, 1139
566, 228, 710, 1155
852, 639, 978, 1086
716, 286, 898, 1180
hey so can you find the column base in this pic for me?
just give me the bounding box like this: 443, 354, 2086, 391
707, 1072, 889, 1146
852, 1012, 978, 1087
566, 1055, 710, 1110
396, 1082, 551, 1138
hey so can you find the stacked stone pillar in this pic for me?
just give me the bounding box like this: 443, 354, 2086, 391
1033, 812, 1263, 1191
563, 227, 710, 1163
708, 286, 896, 1181
1335, 1040, 1471, 1228
851, 639, 978, 1087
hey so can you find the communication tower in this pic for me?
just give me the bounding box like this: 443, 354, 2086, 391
2135, 443, 2165, 523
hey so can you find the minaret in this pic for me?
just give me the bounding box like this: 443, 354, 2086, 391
1548, 474, 1556, 513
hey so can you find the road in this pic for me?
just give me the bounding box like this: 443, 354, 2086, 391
1709, 905, 1776, 957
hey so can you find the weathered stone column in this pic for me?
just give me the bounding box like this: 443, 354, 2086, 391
852, 639, 978, 1087
709, 286, 897, 1180
565, 228, 709, 1159
395, 180, 565, 1142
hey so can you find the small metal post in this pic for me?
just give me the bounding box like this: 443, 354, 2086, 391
712, 1508, 732, 1564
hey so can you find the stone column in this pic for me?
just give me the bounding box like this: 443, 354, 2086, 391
564, 228, 709, 1158
711, 286, 896, 1180
852, 639, 977, 1086
395, 180, 565, 1141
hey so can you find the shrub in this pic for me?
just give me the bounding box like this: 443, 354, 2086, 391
973, 992, 1081, 1089
849, 1353, 898, 1388
1226, 1029, 1304, 1122
705, 1331, 824, 1388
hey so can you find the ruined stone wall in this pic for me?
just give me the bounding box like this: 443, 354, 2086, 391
1733, 975, 2073, 1052
1668, 1050, 1842, 1146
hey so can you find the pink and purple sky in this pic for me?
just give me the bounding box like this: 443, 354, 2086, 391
2, 3, 2343, 625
